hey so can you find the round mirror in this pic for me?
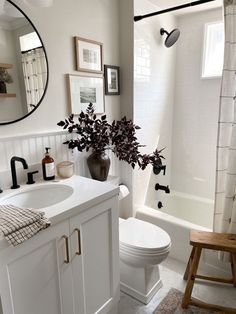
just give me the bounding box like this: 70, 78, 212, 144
0, 0, 48, 125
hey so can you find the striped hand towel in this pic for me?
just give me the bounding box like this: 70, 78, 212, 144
0, 204, 50, 246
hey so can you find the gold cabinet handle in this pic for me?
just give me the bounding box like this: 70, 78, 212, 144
62, 235, 70, 264
75, 228, 81, 256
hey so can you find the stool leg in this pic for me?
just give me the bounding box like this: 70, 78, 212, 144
231, 253, 236, 287
182, 247, 202, 309
184, 247, 196, 280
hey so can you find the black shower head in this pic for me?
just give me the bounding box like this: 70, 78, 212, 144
160, 28, 180, 47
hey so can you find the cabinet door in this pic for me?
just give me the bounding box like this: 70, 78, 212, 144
0, 220, 74, 314
70, 197, 119, 314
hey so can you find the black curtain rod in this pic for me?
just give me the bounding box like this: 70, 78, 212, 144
21, 46, 43, 54
134, 0, 216, 22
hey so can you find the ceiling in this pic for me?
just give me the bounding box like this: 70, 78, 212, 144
147, 0, 223, 15
0, 0, 25, 30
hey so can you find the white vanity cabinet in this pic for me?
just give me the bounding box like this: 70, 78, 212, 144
0, 220, 74, 314
70, 197, 119, 314
0, 183, 119, 314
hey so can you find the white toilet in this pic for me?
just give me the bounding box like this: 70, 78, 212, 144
119, 217, 171, 304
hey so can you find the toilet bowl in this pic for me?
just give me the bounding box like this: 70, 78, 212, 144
119, 217, 171, 304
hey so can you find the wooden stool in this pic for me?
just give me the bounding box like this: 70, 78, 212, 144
182, 230, 236, 313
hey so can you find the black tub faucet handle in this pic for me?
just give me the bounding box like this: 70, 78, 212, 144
153, 164, 166, 176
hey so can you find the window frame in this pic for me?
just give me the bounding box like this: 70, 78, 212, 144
201, 20, 224, 79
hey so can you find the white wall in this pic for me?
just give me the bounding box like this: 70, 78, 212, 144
0, 0, 121, 182
171, 8, 223, 200
133, 0, 177, 210
0, 0, 120, 137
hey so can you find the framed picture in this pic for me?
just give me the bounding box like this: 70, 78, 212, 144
68, 74, 104, 114
75, 37, 103, 74
104, 65, 120, 95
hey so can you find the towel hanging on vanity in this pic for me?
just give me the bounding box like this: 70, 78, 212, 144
0, 204, 50, 246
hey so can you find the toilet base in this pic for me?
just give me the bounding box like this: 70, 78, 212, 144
120, 260, 162, 304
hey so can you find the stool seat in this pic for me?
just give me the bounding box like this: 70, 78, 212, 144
190, 230, 236, 253
182, 229, 236, 313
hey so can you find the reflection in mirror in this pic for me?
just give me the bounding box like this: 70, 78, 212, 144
0, 0, 48, 125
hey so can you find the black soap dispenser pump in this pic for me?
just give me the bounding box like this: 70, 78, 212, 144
42, 147, 55, 181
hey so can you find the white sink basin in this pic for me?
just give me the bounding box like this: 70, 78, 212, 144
0, 184, 74, 209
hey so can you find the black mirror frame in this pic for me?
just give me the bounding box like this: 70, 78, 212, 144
0, 0, 49, 126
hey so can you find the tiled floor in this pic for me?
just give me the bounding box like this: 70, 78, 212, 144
118, 257, 236, 313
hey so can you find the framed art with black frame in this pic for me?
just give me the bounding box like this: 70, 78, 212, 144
104, 65, 120, 95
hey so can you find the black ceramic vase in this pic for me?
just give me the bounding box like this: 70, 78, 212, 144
87, 151, 111, 181
0, 81, 6, 93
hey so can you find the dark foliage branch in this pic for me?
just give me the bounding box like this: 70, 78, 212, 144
57, 103, 165, 170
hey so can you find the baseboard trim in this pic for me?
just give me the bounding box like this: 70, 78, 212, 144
120, 279, 162, 304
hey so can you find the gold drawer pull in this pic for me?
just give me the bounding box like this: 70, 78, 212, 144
62, 235, 70, 264
75, 228, 81, 256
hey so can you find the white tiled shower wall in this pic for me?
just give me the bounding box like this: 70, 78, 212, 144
133, 1, 223, 210
0, 131, 120, 190
133, 0, 177, 210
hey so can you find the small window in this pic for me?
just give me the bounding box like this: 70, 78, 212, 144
19, 32, 42, 52
202, 21, 224, 78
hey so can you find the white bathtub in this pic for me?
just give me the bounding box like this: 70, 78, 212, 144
136, 191, 214, 263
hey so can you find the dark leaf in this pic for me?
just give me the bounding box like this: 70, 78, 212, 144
57, 120, 65, 127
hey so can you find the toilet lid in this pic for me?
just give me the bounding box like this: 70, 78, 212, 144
119, 218, 171, 251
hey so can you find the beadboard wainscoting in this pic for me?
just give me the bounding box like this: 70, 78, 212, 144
0, 131, 120, 189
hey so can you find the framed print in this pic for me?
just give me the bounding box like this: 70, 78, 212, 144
68, 74, 104, 114
75, 37, 103, 74
104, 65, 120, 95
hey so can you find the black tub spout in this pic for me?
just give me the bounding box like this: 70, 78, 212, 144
155, 183, 170, 194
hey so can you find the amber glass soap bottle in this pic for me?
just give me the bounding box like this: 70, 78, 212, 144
42, 147, 55, 180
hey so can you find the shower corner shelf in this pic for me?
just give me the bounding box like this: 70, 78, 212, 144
0, 93, 16, 98
0, 63, 13, 69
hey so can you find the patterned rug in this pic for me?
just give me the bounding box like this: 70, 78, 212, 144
153, 288, 221, 313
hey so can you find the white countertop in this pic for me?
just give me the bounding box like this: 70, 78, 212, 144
0, 175, 119, 249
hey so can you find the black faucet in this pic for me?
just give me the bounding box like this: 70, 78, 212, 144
10, 156, 28, 189
155, 183, 170, 194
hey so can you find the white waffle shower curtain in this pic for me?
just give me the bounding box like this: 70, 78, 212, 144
214, 0, 236, 241
21, 47, 47, 112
